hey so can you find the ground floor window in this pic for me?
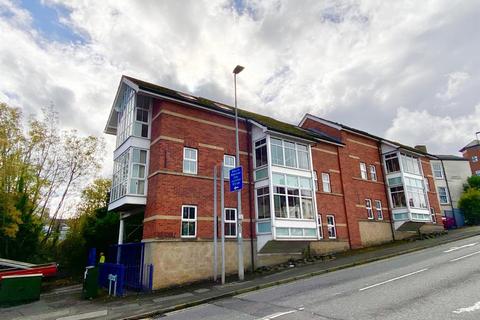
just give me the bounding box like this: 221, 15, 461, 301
365, 199, 373, 219
327, 215, 336, 239
318, 215, 323, 239
256, 187, 271, 219
430, 207, 436, 223
390, 186, 407, 208
181, 205, 197, 238
375, 200, 383, 220
224, 208, 237, 237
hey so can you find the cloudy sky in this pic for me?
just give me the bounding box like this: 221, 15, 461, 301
1, 0, 479, 177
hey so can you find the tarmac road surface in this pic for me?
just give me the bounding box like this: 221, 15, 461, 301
159, 234, 480, 320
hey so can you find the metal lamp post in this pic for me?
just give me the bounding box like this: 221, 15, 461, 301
233, 65, 244, 281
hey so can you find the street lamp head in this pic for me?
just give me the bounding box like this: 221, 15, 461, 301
233, 65, 244, 74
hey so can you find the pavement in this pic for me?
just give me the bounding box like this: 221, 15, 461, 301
164, 231, 480, 320
2, 226, 480, 320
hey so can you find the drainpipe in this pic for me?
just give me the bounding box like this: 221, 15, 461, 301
336, 142, 353, 249
440, 159, 457, 227
246, 121, 255, 272
377, 142, 396, 241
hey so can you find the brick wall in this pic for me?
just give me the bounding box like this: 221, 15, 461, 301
311, 142, 349, 245
462, 146, 480, 175
301, 119, 393, 248
337, 131, 392, 248
421, 157, 443, 224
144, 99, 254, 240
143, 100, 444, 249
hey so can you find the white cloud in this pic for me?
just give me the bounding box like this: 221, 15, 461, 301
385, 105, 480, 155
436, 71, 470, 101
1, 0, 479, 175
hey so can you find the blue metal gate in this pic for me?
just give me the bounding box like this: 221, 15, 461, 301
107, 242, 152, 292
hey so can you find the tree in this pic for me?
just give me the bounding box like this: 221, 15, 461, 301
77, 178, 111, 217
43, 132, 105, 243
57, 179, 118, 274
0, 103, 25, 240
459, 188, 480, 225
0, 102, 105, 262
464, 176, 480, 191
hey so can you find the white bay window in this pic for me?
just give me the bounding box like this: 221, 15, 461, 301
405, 177, 428, 209
401, 153, 421, 175
272, 173, 314, 220
115, 87, 150, 147
269, 138, 310, 170
111, 147, 148, 202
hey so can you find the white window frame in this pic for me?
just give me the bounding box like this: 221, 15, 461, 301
360, 162, 368, 180
223, 155, 236, 179
133, 96, 150, 139
269, 137, 310, 170
322, 172, 331, 193
432, 162, 443, 179
401, 153, 421, 175
430, 207, 436, 223
327, 215, 336, 239
375, 200, 383, 220
130, 148, 148, 195
111, 149, 130, 202
424, 178, 430, 192
313, 171, 318, 192
318, 215, 323, 239
365, 199, 374, 219
224, 208, 237, 238
183, 147, 198, 175
181, 205, 197, 238
370, 165, 377, 181
256, 187, 271, 220
438, 187, 449, 204
472, 155, 478, 163
254, 138, 268, 168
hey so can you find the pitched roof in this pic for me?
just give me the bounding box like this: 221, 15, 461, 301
434, 154, 469, 161
122, 76, 343, 145
301, 114, 436, 158
460, 139, 480, 152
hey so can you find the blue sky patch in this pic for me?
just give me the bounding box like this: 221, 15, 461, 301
20, 0, 84, 43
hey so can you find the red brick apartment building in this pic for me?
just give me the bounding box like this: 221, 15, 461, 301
105, 76, 443, 289
460, 138, 480, 176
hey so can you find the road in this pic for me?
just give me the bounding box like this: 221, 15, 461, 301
158, 234, 480, 320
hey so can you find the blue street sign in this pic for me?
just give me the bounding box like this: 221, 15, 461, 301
229, 166, 243, 192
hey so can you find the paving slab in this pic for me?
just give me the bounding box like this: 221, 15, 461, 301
2, 226, 480, 320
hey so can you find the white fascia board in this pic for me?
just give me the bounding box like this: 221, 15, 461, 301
267, 130, 344, 147
266, 130, 316, 144
298, 113, 342, 130
104, 77, 140, 135
248, 119, 267, 132
381, 140, 399, 148
122, 77, 140, 92
108, 195, 146, 211
398, 147, 429, 158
